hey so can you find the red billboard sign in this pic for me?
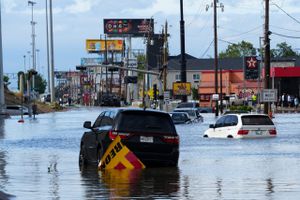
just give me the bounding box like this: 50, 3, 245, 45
104, 19, 154, 37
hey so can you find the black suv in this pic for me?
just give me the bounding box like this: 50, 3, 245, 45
79, 108, 179, 168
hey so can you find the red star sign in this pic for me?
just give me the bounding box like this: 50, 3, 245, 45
247, 57, 257, 68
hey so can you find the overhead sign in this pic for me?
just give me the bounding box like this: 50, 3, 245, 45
173, 82, 191, 96
98, 135, 145, 170
104, 19, 154, 37
81, 58, 104, 66
86, 39, 123, 53
260, 89, 278, 102
244, 56, 259, 80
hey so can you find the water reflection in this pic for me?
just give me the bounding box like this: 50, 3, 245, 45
48, 155, 60, 199
80, 167, 180, 199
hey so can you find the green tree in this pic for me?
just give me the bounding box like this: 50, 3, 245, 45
271, 42, 298, 58
137, 54, 146, 81
3, 75, 10, 88
21, 73, 47, 94
219, 40, 257, 58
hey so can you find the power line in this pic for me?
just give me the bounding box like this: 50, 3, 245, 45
270, 24, 300, 33
200, 39, 214, 58
271, 2, 300, 25
220, 25, 262, 40
272, 31, 300, 39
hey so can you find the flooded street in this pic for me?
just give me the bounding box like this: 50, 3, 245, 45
1, 107, 300, 199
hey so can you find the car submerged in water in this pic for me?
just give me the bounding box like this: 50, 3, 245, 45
172, 108, 203, 123
203, 113, 277, 139
79, 108, 179, 168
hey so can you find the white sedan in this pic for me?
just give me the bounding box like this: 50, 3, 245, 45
203, 113, 277, 139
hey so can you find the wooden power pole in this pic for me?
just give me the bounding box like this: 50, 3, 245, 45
264, 0, 271, 115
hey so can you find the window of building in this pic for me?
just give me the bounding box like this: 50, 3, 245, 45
193, 74, 200, 80
175, 74, 181, 81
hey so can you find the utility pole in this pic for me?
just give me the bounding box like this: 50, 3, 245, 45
163, 20, 168, 91
180, 0, 187, 102
28, 1, 37, 91
49, 0, 55, 103
0, 0, 5, 114
207, 0, 224, 116
264, 0, 271, 115
46, 0, 50, 93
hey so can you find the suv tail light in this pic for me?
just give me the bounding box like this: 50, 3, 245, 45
269, 129, 277, 135
162, 136, 179, 144
109, 130, 131, 140
237, 130, 249, 135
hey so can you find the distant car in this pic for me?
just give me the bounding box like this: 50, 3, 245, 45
79, 108, 179, 168
169, 112, 191, 124
173, 108, 203, 123
100, 93, 121, 107
197, 107, 213, 113
176, 102, 199, 109
203, 113, 277, 139
5, 105, 29, 116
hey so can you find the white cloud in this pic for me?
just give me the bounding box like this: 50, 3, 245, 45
64, 0, 97, 14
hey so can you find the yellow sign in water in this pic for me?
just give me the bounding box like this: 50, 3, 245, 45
98, 135, 145, 170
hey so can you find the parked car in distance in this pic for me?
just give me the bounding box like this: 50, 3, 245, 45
169, 112, 191, 124
203, 113, 277, 139
173, 108, 203, 123
79, 108, 179, 168
5, 105, 29, 116
176, 102, 199, 109
100, 93, 121, 107
198, 107, 213, 113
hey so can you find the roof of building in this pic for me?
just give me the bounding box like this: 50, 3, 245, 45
167, 55, 300, 71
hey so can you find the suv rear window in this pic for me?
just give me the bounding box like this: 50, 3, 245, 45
241, 115, 274, 125
116, 111, 176, 134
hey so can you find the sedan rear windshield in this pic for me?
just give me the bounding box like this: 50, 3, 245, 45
241, 115, 274, 125
116, 111, 176, 134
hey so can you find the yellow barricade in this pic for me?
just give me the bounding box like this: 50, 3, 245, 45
98, 135, 145, 170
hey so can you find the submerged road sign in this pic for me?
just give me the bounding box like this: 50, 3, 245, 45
98, 135, 145, 170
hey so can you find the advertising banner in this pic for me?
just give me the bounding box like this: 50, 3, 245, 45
244, 56, 259, 80
173, 82, 192, 96
104, 19, 154, 37
86, 39, 123, 52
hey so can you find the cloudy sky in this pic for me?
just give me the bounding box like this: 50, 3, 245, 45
2, 0, 300, 77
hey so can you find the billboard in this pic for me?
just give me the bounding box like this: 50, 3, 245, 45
244, 56, 259, 80
104, 19, 154, 37
173, 82, 192, 96
86, 39, 123, 53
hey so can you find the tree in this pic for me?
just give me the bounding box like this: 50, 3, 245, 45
219, 40, 257, 58
271, 42, 298, 58
137, 54, 146, 81
20, 73, 47, 94
3, 75, 10, 88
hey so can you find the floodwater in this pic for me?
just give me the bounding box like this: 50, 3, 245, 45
0, 107, 300, 199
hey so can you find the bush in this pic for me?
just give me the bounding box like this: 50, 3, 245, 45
229, 105, 253, 112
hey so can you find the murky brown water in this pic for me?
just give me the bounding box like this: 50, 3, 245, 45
1, 107, 300, 199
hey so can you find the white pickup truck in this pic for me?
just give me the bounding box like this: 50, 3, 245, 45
227, 94, 244, 106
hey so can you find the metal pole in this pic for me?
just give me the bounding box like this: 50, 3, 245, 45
0, 0, 5, 114
180, 0, 187, 103
28, 1, 36, 91
49, 0, 55, 103
264, 0, 271, 115
46, 0, 50, 93
213, 0, 219, 117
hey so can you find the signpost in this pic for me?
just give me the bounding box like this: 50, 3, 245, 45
260, 89, 277, 102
